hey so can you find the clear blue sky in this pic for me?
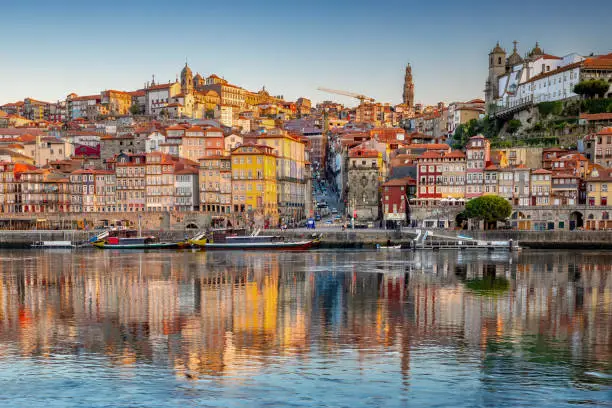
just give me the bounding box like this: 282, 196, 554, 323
1, 0, 610, 107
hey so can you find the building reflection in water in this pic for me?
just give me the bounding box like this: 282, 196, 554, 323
0, 249, 609, 386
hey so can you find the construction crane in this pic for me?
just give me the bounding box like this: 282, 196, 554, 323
317, 87, 375, 104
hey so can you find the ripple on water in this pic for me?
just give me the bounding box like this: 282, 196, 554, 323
0, 249, 609, 407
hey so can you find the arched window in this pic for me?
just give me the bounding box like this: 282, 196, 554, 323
498, 57, 502, 65
588, 214, 595, 220
603, 211, 609, 220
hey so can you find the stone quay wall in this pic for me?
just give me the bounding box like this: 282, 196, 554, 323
2, 226, 612, 249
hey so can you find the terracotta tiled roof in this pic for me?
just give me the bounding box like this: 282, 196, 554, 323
597, 126, 612, 135
444, 150, 465, 159
147, 83, 177, 90
348, 147, 379, 158
405, 143, 450, 150
532, 169, 552, 174
581, 113, 612, 121
587, 168, 612, 181
166, 124, 188, 131
383, 177, 416, 186
69, 95, 100, 101
416, 151, 443, 160
537, 53, 562, 60
175, 168, 198, 175
71, 169, 114, 175
583, 53, 612, 70
558, 153, 588, 162
204, 127, 224, 133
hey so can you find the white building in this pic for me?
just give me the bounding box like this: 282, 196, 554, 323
217, 105, 233, 127
67, 131, 101, 148
497, 53, 584, 108
234, 117, 251, 133
145, 131, 166, 153
145, 82, 181, 116
174, 168, 199, 211
224, 133, 243, 153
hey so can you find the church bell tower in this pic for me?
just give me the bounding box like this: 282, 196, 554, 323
403, 64, 414, 109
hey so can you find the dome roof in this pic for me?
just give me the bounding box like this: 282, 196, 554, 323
507, 40, 523, 66
181, 63, 192, 76
491, 42, 505, 54
508, 52, 523, 66
529, 42, 543, 57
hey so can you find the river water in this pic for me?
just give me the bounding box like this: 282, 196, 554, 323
0, 249, 609, 407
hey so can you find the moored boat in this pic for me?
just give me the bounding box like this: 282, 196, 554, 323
92, 229, 181, 249
31, 240, 76, 249
376, 244, 402, 249
188, 229, 319, 250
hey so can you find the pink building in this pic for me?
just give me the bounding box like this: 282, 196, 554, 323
465, 135, 490, 198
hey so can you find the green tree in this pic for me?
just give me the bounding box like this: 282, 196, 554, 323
507, 119, 521, 135
464, 195, 512, 229
452, 123, 468, 149
537, 101, 563, 117
573, 79, 610, 99
129, 105, 141, 115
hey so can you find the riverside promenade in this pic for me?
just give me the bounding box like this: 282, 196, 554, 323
2, 228, 612, 249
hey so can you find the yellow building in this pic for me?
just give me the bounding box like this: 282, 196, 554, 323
585, 167, 612, 230
492, 147, 543, 169
530, 169, 552, 206
256, 130, 307, 223
586, 168, 612, 207
231, 144, 278, 225
202, 90, 220, 112
101, 90, 133, 116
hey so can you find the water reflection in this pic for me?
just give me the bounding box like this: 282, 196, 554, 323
0, 250, 610, 407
